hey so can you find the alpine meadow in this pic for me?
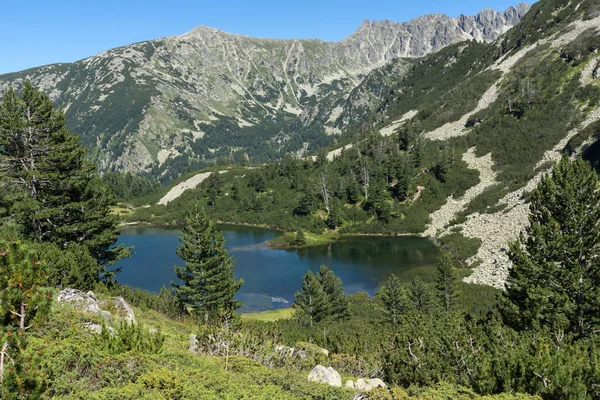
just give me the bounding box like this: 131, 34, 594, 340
1, 0, 600, 399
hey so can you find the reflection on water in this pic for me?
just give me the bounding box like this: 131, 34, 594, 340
115, 225, 442, 313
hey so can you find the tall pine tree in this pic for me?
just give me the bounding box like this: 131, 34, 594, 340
379, 274, 408, 324
0, 82, 127, 267
435, 253, 459, 312
409, 276, 431, 312
293, 271, 328, 326
500, 156, 600, 337
173, 201, 242, 324
318, 265, 349, 320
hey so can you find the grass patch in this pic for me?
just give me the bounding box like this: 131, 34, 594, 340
110, 206, 133, 216
241, 308, 295, 322
267, 231, 339, 249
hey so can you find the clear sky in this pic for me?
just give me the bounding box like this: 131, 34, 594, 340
0, 0, 531, 74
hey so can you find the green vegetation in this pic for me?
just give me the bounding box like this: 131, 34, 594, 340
173, 201, 243, 325
241, 308, 295, 322
2, 0, 600, 396
0, 82, 129, 270
127, 127, 479, 241
501, 156, 600, 337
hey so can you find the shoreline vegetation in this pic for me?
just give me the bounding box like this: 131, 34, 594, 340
119, 219, 431, 250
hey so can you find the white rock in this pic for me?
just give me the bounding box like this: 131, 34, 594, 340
307, 365, 342, 387
112, 297, 136, 323
57, 288, 101, 314
365, 378, 387, 389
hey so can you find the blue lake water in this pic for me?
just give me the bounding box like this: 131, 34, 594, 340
114, 225, 442, 313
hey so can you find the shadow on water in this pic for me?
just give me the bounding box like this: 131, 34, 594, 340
114, 225, 442, 313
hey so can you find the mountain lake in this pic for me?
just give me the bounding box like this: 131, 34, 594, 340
114, 225, 443, 313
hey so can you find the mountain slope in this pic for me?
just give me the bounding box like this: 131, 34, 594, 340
0, 4, 529, 182
346, 0, 600, 287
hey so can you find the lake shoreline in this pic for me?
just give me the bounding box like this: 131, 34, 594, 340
120, 220, 430, 250
116, 224, 443, 313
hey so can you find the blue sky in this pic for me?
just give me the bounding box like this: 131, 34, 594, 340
0, 0, 530, 74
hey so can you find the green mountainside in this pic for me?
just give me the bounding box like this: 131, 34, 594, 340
0, 5, 528, 183
4, 1, 600, 398
123, 0, 600, 292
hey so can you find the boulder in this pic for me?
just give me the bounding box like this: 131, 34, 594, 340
365, 378, 387, 389
57, 288, 101, 314
307, 365, 342, 387
353, 378, 388, 391
82, 322, 114, 335
189, 334, 198, 353
345, 380, 355, 389
355, 379, 368, 390
112, 297, 136, 323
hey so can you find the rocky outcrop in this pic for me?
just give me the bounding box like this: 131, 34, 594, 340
307, 365, 342, 387
346, 378, 388, 391
111, 297, 136, 324
57, 288, 102, 314
57, 288, 136, 332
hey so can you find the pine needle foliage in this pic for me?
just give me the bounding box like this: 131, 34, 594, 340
501, 155, 600, 337
435, 253, 459, 312
173, 201, 243, 324
380, 273, 408, 324
0, 82, 128, 267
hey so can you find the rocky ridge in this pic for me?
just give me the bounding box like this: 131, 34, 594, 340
0, 4, 529, 181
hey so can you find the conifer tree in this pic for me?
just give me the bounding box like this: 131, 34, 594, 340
173, 201, 242, 324
293, 230, 306, 246
435, 253, 459, 312
409, 276, 431, 312
293, 271, 328, 326
0, 82, 127, 267
318, 265, 349, 320
0, 240, 52, 396
379, 274, 408, 324
500, 156, 600, 337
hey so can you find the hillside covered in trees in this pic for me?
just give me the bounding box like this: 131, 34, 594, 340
1, 0, 600, 398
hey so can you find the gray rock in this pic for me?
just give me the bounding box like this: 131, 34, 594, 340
355, 379, 368, 390
82, 322, 115, 335
149, 328, 158, 333
112, 297, 136, 323
365, 378, 387, 389
57, 288, 101, 314
353, 377, 388, 391
189, 334, 198, 353
307, 365, 342, 387
0, 4, 528, 180
101, 310, 112, 323
345, 380, 355, 389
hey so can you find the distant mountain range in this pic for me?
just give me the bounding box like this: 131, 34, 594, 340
0, 3, 529, 181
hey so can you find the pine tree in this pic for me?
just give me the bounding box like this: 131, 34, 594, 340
293, 230, 307, 246
293, 271, 328, 326
173, 201, 243, 324
318, 265, 349, 320
409, 276, 431, 312
379, 274, 408, 324
0, 240, 52, 397
500, 156, 600, 337
0, 82, 128, 267
435, 253, 459, 312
